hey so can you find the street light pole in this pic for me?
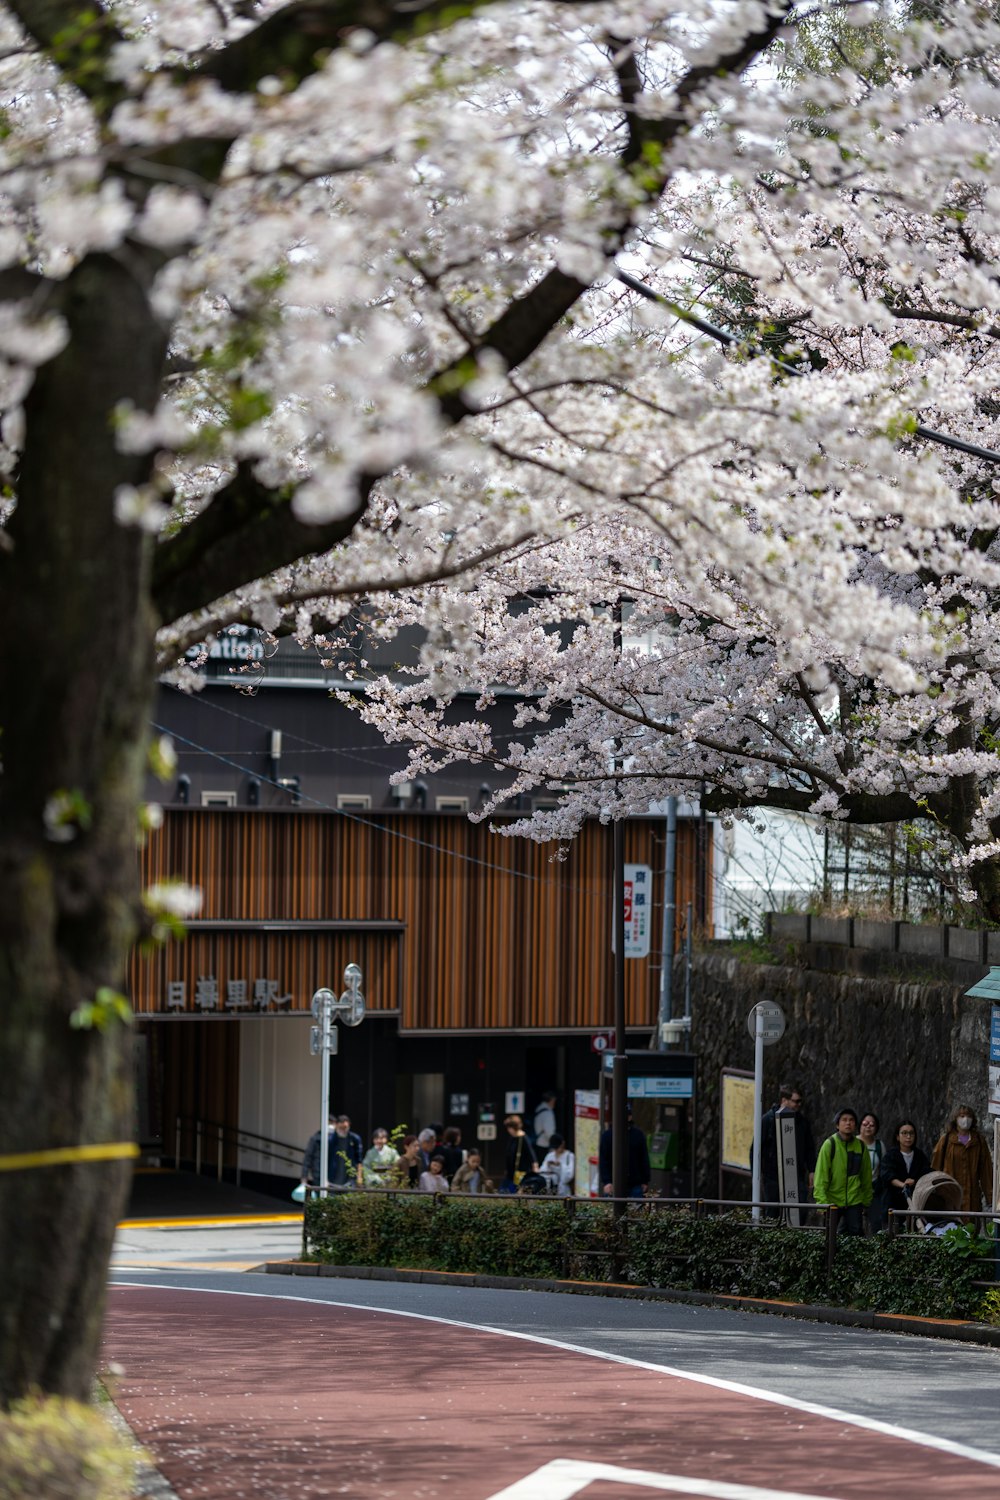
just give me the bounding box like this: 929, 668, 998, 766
310, 964, 366, 1195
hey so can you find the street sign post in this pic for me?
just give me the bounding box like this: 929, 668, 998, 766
309, 964, 366, 1193
748, 1001, 785, 1224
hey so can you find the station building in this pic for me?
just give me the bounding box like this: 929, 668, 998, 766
130, 636, 710, 1186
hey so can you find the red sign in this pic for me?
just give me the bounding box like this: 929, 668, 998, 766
591, 1030, 615, 1053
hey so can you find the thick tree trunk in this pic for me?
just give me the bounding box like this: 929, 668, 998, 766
0, 253, 166, 1403
964, 856, 1000, 927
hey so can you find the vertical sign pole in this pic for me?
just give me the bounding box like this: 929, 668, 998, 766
318, 994, 331, 1195
612, 818, 628, 1218
751, 1005, 764, 1225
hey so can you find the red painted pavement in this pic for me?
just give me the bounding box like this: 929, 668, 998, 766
104, 1287, 999, 1500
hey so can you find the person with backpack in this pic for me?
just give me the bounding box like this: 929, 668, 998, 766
813, 1107, 872, 1235
532, 1092, 558, 1153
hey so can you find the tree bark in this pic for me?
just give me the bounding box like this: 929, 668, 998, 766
0, 253, 165, 1403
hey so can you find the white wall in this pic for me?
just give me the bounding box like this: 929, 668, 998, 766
712, 811, 826, 938
238, 1016, 321, 1176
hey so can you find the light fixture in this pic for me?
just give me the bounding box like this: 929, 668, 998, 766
177, 773, 191, 805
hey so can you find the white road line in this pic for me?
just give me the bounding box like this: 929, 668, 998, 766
109, 1280, 1000, 1474
482, 1459, 845, 1500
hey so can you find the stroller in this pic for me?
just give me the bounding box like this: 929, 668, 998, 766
517, 1171, 551, 1196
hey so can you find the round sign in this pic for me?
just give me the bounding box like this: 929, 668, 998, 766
339, 987, 366, 1026
310, 987, 336, 1019
746, 1001, 785, 1044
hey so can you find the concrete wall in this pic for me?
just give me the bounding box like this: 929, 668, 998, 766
689, 951, 992, 1197
238, 1016, 318, 1174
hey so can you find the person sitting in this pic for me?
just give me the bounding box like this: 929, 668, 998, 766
539, 1134, 576, 1196
360, 1126, 399, 1188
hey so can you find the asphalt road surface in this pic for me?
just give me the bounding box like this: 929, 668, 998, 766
105, 1266, 1000, 1499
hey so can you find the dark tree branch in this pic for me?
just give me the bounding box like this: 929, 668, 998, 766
152, 462, 376, 623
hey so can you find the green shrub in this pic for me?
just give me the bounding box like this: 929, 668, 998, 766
303, 1193, 997, 1320
0, 1395, 138, 1500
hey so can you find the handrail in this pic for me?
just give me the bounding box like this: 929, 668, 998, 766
173, 1115, 302, 1184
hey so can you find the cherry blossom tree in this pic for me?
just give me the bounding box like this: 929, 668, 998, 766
0, 0, 811, 1403
343, 3, 1000, 922
1, 0, 999, 1401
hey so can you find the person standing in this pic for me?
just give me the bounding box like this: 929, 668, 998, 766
880, 1121, 931, 1229
452, 1148, 494, 1193
813, 1108, 872, 1235
756, 1083, 815, 1220
931, 1104, 993, 1215
437, 1125, 465, 1182
299, 1112, 337, 1192
598, 1107, 651, 1199
390, 1134, 422, 1188
532, 1092, 558, 1153
858, 1112, 886, 1232
328, 1113, 364, 1188
416, 1128, 438, 1171
419, 1154, 451, 1193
501, 1114, 538, 1192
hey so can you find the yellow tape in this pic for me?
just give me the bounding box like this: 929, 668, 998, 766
0, 1142, 139, 1173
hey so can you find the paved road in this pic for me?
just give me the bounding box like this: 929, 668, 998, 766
106, 1264, 1000, 1498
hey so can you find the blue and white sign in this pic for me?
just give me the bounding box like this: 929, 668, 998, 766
627, 1075, 694, 1100
612, 863, 653, 958
991, 1004, 1000, 1064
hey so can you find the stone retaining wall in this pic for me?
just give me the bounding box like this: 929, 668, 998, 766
688, 950, 991, 1196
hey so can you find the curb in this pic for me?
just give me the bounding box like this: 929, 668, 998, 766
262, 1260, 1000, 1347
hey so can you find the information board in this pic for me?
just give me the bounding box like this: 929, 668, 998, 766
720, 1068, 755, 1174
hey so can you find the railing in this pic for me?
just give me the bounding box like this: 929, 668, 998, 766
303, 1190, 1000, 1283
173, 1115, 302, 1184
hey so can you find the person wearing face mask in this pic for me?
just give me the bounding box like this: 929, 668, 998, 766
931, 1104, 993, 1215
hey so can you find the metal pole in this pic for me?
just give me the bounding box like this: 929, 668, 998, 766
217, 1125, 223, 1182
175, 1115, 181, 1170
613, 818, 628, 1217
656, 796, 677, 1050
684, 899, 693, 1022
195, 1119, 202, 1178
750, 1007, 764, 1224
319, 995, 332, 1195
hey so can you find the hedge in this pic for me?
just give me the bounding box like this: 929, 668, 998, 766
303, 1193, 996, 1320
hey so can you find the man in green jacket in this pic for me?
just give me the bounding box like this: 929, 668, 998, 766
813, 1108, 872, 1235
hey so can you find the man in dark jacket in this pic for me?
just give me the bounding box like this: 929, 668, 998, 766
300, 1113, 363, 1189
599, 1108, 651, 1198
757, 1082, 816, 1221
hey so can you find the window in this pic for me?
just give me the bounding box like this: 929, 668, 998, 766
337, 793, 371, 810
201, 791, 237, 808
435, 795, 469, 813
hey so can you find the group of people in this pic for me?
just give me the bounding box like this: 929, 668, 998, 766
299, 1094, 577, 1197
759, 1082, 995, 1234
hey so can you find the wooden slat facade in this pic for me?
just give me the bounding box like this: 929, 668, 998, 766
131, 809, 710, 1032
